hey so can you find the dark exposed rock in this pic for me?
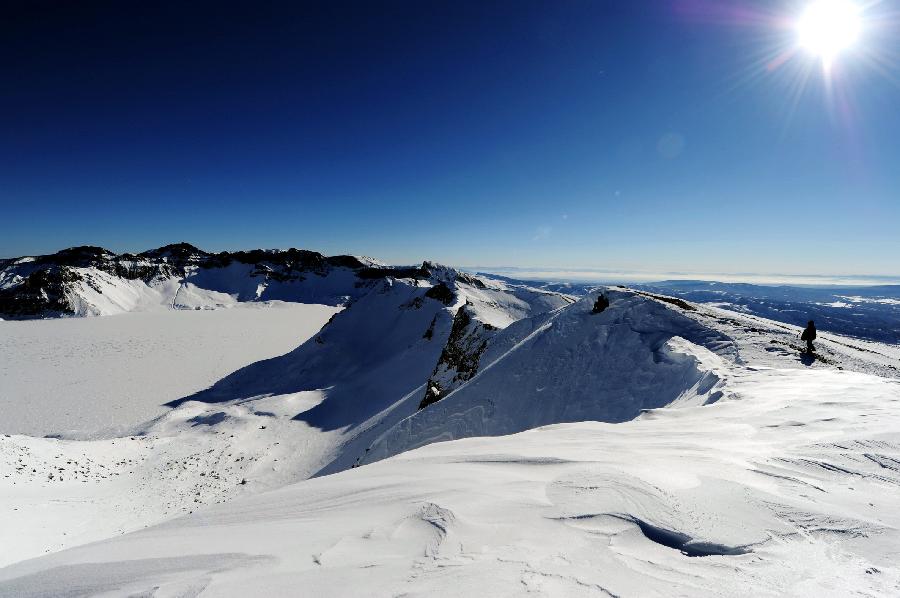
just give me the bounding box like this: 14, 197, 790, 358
357, 264, 431, 280
232, 249, 325, 272
138, 242, 208, 261
424, 283, 455, 305
321, 311, 340, 329
591, 294, 610, 314
35, 246, 116, 268
420, 382, 445, 409
325, 255, 368, 269
423, 315, 438, 340
0, 266, 81, 316
419, 305, 493, 409
633, 290, 696, 311
114, 260, 176, 281
456, 272, 487, 289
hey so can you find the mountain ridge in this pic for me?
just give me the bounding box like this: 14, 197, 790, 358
0, 243, 452, 318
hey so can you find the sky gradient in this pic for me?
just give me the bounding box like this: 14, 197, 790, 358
2, 1, 899, 276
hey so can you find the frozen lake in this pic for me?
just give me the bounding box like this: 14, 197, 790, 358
0, 302, 339, 437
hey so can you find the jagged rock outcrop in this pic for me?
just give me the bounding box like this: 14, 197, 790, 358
0, 266, 83, 317
419, 302, 498, 409
0, 244, 395, 318
424, 282, 456, 305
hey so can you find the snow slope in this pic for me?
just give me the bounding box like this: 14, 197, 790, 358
0, 266, 573, 565
355, 291, 733, 468
0, 302, 340, 437
164, 271, 574, 475
1, 365, 898, 597
1, 285, 899, 595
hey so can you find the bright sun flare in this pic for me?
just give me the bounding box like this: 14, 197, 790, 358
797, 0, 862, 65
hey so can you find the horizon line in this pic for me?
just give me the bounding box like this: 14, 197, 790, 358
467, 266, 900, 287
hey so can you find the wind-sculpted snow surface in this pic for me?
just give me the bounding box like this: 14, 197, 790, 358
356, 291, 733, 468
2, 367, 898, 596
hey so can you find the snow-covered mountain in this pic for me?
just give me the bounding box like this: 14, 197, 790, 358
0, 243, 388, 317
160, 262, 576, 477
2, 261, 899, 595
635, 280, 900, 344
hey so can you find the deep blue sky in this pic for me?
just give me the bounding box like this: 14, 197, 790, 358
2, 1, 898, 276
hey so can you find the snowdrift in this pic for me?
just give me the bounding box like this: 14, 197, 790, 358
355, 291, 734, 468
3, 365, 899, 596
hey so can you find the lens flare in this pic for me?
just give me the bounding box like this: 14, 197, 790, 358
797, 0, 862, 66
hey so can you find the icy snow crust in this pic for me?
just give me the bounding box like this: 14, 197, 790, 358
2, 282, 900, 595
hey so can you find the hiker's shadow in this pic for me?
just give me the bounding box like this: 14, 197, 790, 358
799, 351, 816, 367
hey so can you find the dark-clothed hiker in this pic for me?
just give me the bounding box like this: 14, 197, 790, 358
800, 320, 817, 353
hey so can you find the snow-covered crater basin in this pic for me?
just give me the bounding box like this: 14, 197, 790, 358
0, 302, 339, 437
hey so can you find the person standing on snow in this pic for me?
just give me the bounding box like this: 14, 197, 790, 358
801, 320, 817, 353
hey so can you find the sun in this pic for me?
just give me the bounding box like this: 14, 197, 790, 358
796, 0, 862, 66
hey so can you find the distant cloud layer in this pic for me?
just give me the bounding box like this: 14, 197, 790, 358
470, 266, 900, 286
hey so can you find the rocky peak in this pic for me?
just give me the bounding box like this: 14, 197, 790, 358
418, 301, 499, 409
138, 242, 209, 264
36, 246, 116, 268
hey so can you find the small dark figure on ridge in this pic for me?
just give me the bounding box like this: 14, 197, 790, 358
801, 320, 817, 353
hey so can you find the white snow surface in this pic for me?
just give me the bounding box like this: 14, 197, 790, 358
1, 366, 898, 596
839, 295, 900, 306
0, 270, 573, 566
0, 302, 340, 437
354, 292, 733, 470
1, 287, 900, 596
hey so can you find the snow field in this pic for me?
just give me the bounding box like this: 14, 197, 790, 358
1, 367, 898, 596
0, 302, 340, 437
